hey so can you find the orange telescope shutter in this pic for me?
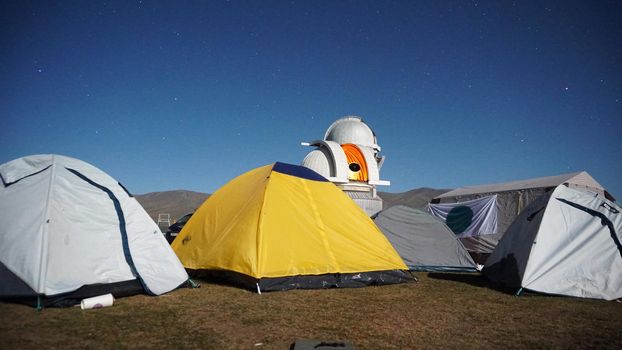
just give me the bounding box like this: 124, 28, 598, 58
341, 143, 368, 182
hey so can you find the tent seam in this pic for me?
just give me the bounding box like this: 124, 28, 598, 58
255, 170, 272, 280
37, 155, 56, 294
301, 178, 340, 271
521, 193, 555, 288
1, 165, 52, 187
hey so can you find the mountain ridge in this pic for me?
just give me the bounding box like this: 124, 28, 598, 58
135, 187, 450, 227
135, 190, 209, 225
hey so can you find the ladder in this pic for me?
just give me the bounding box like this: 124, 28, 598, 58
157, 213, 171, 228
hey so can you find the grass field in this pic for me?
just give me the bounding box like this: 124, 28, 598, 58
1, 273, 621, 349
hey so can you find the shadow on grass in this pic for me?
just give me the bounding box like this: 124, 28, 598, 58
426, 272, 518, 295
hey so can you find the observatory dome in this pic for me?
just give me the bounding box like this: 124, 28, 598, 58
324, 116, 377, 148
302, 149, 331, 178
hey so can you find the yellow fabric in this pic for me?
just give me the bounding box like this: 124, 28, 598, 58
172, 164, 406, 278
341, 143, 368, 182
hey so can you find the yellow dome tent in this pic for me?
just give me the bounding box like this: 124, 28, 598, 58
172, 162, 409, 292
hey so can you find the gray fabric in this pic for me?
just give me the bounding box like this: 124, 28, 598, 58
374, 205, 476, 271
459, 234, 502, 255
292, 339, 355, 350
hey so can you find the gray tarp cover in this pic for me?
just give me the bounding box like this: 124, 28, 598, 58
374, 205, 477, 271
432, 171, 612, 254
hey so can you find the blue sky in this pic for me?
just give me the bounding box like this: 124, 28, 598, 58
1, 1, 621, 197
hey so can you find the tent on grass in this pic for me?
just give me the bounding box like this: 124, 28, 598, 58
483, 185, 622, 300
373, 205, 477, 272
172, 162, 409, 292
429, 171, 612, 259
0, 155, 189, 307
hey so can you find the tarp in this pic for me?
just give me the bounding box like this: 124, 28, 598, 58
435, 171, 610, 200
374, 205, 477, 271
428, 195, 498, 238
172, 162, 409, 291
484, 185, 622, 300
431, 171, 614, 257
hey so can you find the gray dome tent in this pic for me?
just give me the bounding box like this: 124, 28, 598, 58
374, 205, 477, 272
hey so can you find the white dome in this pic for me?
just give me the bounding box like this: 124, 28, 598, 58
324, 116, 377, 148
302, 149, 331, 178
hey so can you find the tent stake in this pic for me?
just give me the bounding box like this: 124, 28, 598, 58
256, 283, 262, 295
515, 287, 523, 297
187, 278, 200, 288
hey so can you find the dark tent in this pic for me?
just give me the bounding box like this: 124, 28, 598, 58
374, 205, 477, 272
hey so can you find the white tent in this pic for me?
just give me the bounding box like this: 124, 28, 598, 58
483, 185, 622, 300
0, 154, 188, 307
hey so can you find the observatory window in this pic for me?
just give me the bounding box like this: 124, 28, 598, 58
349, 163, 361, 172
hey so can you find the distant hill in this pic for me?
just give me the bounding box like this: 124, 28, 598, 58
135, 190, 210, 225
379, 188, 450, 209
135, 187, 448, 227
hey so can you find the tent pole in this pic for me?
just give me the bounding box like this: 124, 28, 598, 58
408, 271, 418, 282
36, 295, 42, 311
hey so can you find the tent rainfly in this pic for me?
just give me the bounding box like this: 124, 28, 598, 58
483, 185, 622, 300
172, 162, 410, 292
0, 155, 189, 307
429, 171, 613, 257
373, 205, 477, 272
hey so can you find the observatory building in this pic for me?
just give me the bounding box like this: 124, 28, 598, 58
301, 116, 390, 216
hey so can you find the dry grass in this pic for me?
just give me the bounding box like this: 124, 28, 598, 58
1, 273, 621, 349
